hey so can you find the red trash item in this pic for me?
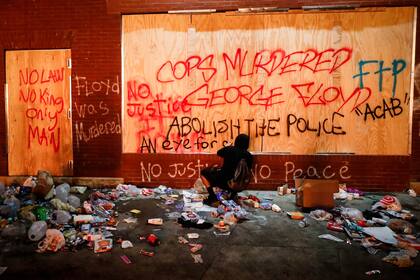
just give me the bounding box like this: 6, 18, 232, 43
146, 234, 160, 246
120, 255, 132, 264
287, 211, 305, 220
248, 195, 260, 203
327, 221, 344, 232
357, 220, 367, 227
380, 195, 396, 205
140, 249, 155, 257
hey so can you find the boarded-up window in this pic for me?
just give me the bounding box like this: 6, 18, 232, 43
122, 7, 416, 155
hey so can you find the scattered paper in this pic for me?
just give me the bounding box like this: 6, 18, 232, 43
187, 233, 199, 239
130, 209, 141, 214
213, 230, 231, 236
123, 217, 138, 224
189, 244, 203, 253
70, 186, 87, 194
362, 226, 398, 245
178, 236, 189, 244
191, 253, 203, 263
365, 270, 381, 275
120, 255, 132, 264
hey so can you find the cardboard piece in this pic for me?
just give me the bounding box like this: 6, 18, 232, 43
295, 179, 338, 209
94, 239, 113, 253
409, 182, 420, 194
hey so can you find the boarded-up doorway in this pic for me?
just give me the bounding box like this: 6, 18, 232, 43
5, 49, 73, 176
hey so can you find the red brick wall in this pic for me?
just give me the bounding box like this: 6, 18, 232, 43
1, 0, 419, 191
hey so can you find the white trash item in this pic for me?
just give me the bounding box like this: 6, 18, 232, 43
51, 210, 72, 225
121, 240, 133, 249
55, 183, 71, 203
68, 195, 81, 208
28, 221, 48, 241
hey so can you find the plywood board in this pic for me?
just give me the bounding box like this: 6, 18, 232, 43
6, 49, 73, 175
122, 7, 416, 155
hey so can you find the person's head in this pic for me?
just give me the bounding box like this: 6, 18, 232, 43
234, 134, 250, 150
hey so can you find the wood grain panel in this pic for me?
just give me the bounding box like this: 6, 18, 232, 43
6, 49, 72, 176
122, 7, 415, 155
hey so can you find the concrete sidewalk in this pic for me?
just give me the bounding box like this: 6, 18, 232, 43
0, 191, 419, 280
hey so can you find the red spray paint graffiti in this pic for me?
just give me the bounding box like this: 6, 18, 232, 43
18, 67, 65, 152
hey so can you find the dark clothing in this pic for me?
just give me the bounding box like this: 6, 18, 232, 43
201, 145, 253, 200
216, 146, 253, 185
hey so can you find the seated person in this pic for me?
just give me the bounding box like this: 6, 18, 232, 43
201, 134, 253, 205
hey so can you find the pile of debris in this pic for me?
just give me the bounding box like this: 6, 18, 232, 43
307, 193, 419, 268
0, 172, 272, 265
1, 173, 418, 270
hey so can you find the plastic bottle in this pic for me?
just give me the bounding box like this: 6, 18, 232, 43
372, 217, 388, 225
28, 220, 48, 241
55, 183, 70, 203
68, 195, 81, 208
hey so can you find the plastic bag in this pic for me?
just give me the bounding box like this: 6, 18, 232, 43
116, 184, 141, 197
28, 221, 48, 241
3, 196, 21, 218
259, 201, 272, 210
51, 210, 72, 225
20, 206, 37, 222
340, 207, 364, 221
310, 210, 333, 221
68, 195, 81, 208
22, 176, 37, 188
378, 195, 402, 212
55, 183, 70, 203
37, 229, 65, 253
34, 170, 54, 198
333, 189, 349, 200
271, 204, 281, 212
193, 178, 208, 194
50, 198, 77, 212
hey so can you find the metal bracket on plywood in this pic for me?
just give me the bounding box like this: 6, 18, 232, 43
68, 160, 73, 171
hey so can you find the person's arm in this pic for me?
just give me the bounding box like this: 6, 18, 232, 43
217, 146, 230, 158
246, 152, 253, 168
